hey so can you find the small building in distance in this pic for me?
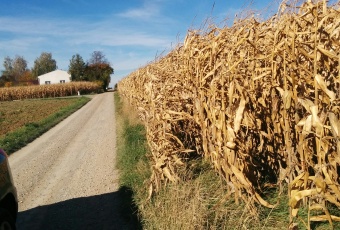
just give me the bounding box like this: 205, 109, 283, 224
38, 70, 71, 85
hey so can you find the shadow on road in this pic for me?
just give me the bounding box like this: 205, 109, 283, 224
17, 186, 142, 230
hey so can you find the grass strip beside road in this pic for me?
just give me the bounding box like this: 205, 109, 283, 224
114, 92, 149, 229
114, 92, 150, 197
0, 96, 91, 155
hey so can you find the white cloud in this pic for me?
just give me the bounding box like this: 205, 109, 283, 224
116, 0, 165, 20
0, 36, 41, 46
69, 29, 172, 48
0, 16, 78, 37
118, 8, 156, 19
0, 14, 173, 48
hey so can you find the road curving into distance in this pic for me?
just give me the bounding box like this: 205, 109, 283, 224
9, 92, 138, 230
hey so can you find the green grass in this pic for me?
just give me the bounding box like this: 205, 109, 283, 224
115, 92, 151, 192
0, 96, 90, 154
114, 92, 150, 229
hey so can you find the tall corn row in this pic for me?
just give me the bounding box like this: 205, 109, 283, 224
118, 0, 340, 227
0, 82, 100, 101
119, 52, 198, 193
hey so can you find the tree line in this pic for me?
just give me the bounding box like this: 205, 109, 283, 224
0, 51, 113, 90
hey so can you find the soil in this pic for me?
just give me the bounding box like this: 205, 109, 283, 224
8, 93, 140, 230
0, 98, 82, 137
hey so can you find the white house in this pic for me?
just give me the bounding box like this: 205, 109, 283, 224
38, 70, 71, 85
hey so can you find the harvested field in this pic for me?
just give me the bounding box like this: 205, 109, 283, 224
118, 0, 340, 228
0, 98, 84, 137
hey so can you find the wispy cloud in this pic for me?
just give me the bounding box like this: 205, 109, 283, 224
0, 37, 45, 51
0, 14, 173, 48
118, 7, 157, 20
69, 28, 172, 48
117, 0, 165, 20
0, 17, 77, 36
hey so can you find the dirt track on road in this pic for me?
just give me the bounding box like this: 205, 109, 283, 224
9, 93, 139, 230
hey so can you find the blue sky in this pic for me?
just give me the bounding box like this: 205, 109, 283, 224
0, 0, 278, 86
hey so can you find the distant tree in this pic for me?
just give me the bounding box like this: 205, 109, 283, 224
1, 55, 29, 85
12, 56, 28, 81
68, 54, 86, 81
18, 70, 36, 85
0, 56, 13, 87
2, 56, 14, 82
19, 70, 33, 81
31, 52, 57, 78
72, 51, 114, 90
0, 74, 12, 87
84, 63, 113, 90
88, 51, 108, 65
3, 56, 13, 75
4, 82, 12, 87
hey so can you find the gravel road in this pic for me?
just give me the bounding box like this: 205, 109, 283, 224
8, 92, 140, 230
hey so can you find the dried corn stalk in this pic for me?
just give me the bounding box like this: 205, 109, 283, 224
0, 82, 100, 101
118, 0, 340, 228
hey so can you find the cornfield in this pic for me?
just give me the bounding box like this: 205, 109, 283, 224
0, 82, 100, 101
118, 0, 340, 228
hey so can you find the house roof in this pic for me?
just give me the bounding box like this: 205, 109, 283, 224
37, 69, 71, 79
